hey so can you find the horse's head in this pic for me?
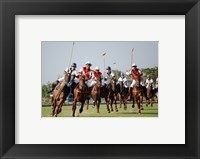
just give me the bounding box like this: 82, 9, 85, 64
95, 78, 101, 87
119, 80, 123, 87
147, 83, 153, 90
77, 74, 86, 90
64, 72, 70, 81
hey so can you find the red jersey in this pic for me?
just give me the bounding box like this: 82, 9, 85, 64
131, 69, 142, 80
83, 67, 92, 79
93, 72, 102, 79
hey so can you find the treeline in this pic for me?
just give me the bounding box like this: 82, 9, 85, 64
42, 82, 51, 98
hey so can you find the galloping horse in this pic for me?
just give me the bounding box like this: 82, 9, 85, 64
72, 75, 89, 117
105, 78, 118, 113
117, 81, 128, 110
51, 74, 70, 117
132, 76, 143, 114
90, 78, 101, 113
146, 83, 158, 107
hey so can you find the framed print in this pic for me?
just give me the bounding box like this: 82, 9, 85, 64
0, 0, 200, 159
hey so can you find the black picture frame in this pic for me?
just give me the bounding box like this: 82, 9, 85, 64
0, 0, 200, 158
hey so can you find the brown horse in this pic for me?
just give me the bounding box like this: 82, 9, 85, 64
105, 78, 118, 113
132, 77, 143, 114
146, 83, 158, 107
117, 81, 128, 110
90, 79, 101, 113
51, 74, 70, 117
72, 75, 89, 117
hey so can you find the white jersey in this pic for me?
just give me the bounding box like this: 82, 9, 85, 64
104, 72, 115, 85
57, 67, 78, 83
145, 79, 154, 88
66, 67, 78, 76
118, 77, 128, 88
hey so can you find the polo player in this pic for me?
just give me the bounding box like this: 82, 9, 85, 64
48, 62, 78, 93
145, 74, 154, 89
126, 63, 143, 99
79, 61, 93, 89
118, 72, 128, 89
91, 67, 103, 87
103, 66, 115, 87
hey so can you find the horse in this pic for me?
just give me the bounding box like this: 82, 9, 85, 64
90, 78, 101, 113
51, 74, 70, 117
146, 83, 158, 107
72, 75, 89, 117
105, 78, 118, 113
117, 81, 128, 110
132, 76, 143, 114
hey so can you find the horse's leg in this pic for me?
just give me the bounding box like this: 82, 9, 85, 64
146, 98, 149, 107
52, 99, 56, 117
96, 93, 100, 113
132, 95, 135, 108
105, 96, 110, 113
114, 95, 118, 112
124, 96, 127, 110
137, 100, 141, 115
56, 99, 65, 116
85, 99, 89, 110
110, 99, 114, 112
119, 94, 122, 108
72, 99, 77, 117
150, 98, 153, 107
138, 96, 143, 114
140, 96, 144, 110
79, 100, 85, 114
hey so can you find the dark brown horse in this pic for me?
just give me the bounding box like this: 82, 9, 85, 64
105, 78, 118, 113
72, 75, 89, 117
117, 81, 128, 110
90, 79, 101, 113
51, 74, 70, 117
146, 83, 158, 107
132, 76, 143, 114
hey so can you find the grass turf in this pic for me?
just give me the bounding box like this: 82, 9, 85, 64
42, 103, 158, 117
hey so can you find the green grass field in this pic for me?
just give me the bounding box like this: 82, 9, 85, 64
42, 103, 158, 117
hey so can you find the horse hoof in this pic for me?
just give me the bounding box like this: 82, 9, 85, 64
132, 105, 135, 108
107, 110, 110, 113
116, 110, 118, 112
79, 109, 83, 113
141, 108, 144, 110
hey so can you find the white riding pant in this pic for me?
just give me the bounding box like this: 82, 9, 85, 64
130, 80, 143, 88
86, 80, 93, 87
130, 80, 136, 88
90, 80, 97, 87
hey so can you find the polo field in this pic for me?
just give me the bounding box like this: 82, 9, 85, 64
42, 102, 158, 117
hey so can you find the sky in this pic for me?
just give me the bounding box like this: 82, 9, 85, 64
42, 41, 158, 84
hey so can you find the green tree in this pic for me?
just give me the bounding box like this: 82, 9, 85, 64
42, 82, 51, 98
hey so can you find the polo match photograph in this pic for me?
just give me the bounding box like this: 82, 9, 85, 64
42, 41, 158, 117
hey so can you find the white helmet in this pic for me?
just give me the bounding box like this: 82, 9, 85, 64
95, 67, 99, 71
132, 63, 137, 67
85, 61, 92, 66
